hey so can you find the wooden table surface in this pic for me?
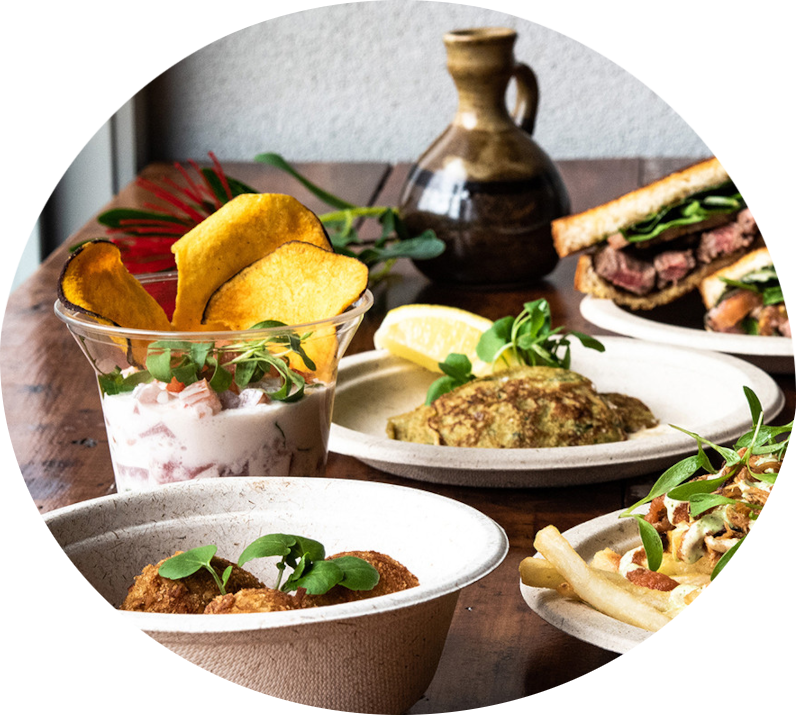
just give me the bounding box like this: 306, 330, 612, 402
2, 159, 795, 712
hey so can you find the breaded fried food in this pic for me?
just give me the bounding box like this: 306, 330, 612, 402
204, 587, 302, 614
120, 552, 265, 614
387, 366, 645, 448
302, 550, 419, 608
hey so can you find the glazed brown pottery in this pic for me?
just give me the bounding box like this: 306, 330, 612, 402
400, 27, 570, 288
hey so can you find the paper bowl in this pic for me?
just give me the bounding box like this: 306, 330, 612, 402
44, 477, 508, 713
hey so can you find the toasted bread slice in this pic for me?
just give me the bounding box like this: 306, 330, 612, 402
698, 247, 775, 309
552, 158, 730, 258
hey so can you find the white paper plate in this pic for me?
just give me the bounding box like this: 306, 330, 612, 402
580, 296, 794, 374
519, 510, 648, 654
328, 341, 783, 487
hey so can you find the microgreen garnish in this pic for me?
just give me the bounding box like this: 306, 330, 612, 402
283, 554, 381, 595
97, 366, 154, 396
143, 341, 223, 393
425, 353, 476, 405
99, 322, 315, 400
158, 545, 233, 595
621, 386, 791, 577
237, 533, 325, 590
476, 299, 605, 371
424, 299, 605, 403
159, 533, 380, 598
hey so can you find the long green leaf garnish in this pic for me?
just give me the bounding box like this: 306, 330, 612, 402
621, 387, 790, 579
255, 152, 356, 210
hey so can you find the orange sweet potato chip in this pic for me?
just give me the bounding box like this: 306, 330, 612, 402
170, 193, 332, 331
202, 241, 368, 381
202, 241, 368, 329
58, 239, 172, 332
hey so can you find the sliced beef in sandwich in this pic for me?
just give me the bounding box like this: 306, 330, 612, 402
551, 158, 763, 310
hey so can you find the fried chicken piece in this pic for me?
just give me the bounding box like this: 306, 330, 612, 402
120, 552, 265, 614
204, 587, 303, 614
302, 550, 419, 608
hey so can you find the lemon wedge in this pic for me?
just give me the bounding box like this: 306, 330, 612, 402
373, 304, 495, 376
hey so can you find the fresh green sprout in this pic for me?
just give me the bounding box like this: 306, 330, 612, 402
157, 545, 233, 595
158, 534, 379, 597
99, 321, 315, 401
425, 299, 605, 405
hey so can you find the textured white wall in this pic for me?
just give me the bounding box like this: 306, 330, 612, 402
144, 0, 709, 163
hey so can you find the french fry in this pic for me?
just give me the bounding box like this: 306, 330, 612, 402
533, 525, 671, 632
592, 569, 674, 613
521, 549, 674, 613
519, 556, 567, 589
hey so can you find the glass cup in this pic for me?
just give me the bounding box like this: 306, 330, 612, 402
55, 271, 372, 492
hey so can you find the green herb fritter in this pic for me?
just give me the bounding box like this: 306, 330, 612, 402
387, 366, 656, 448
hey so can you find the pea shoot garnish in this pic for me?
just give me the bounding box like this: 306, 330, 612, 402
158, 533, 380, 597
158, 545, 233, 595
425, 299, 604, 404
476, 299, 604, 370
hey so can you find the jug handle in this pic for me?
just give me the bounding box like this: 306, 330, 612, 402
511, 62, 539, 135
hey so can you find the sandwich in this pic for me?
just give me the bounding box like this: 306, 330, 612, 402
699, 247, 790, 336
551, 158, 762, 309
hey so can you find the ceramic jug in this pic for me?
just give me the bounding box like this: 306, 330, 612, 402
399, 27, 570, 288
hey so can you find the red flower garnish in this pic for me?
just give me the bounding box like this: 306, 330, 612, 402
92, 152, 256, 274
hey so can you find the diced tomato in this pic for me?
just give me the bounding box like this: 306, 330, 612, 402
166, 377, 185, 393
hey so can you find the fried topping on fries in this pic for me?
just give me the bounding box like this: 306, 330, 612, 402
520, 387, 791, 632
